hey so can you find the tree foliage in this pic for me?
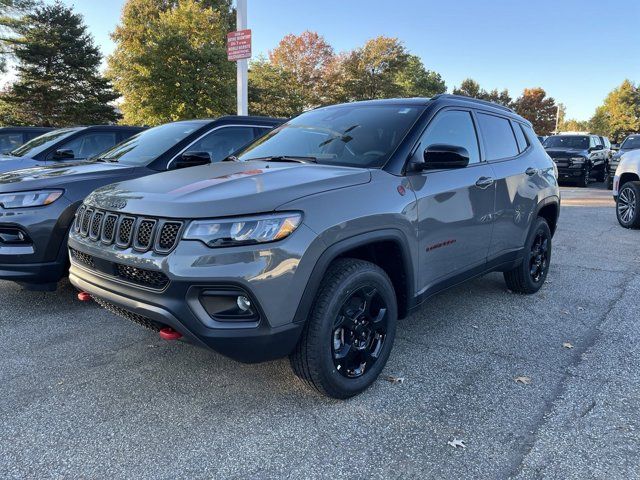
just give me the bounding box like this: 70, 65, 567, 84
452, 78, 512, 107
248, 56, 303, 118
590, 80, 640, 142
0, 0, 36, 73
108, 0, 235, 125
2, 1, 118, 126
513, 88, 558, 135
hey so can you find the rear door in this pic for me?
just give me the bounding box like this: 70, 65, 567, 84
408, 108, 496, 294
479, 113, 539, 260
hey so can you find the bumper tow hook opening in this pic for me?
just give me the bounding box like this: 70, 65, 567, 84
159, 327, 182, 341
77, 291, 92, 302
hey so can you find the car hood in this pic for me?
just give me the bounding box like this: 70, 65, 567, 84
0, 155, 40, 174
0, 161, 137, 192
544, 147, 587, 158
86, 161, 372, 218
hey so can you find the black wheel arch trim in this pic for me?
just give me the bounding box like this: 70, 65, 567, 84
534, 195, 560, 236
292, 229, 415, 324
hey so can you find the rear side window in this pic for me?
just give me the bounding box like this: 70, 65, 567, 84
52, 132, 118, 160
420, 110, 480, 164
512, 122, 529, 153
477, 113, 519, 160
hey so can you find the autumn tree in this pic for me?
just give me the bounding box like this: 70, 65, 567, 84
108, 0, 235, 125
3, 2, 118, 126
394, 54, 446, 98
513, 88, 558, 135
269, 30, 334, 109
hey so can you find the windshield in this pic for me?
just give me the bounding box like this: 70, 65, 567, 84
237, 104, 424, 168
621, 135, 640, 150
544, 135, 589, 149
93, 121, 205, 165
9, 128, 80, 157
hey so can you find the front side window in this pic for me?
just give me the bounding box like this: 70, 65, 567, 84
9, 128, 80, 158
50, 132, 118, 160
477, 113, 519, 160
237, 104, 424, 168
187, 126, 258, 163
416, 110, 480, 164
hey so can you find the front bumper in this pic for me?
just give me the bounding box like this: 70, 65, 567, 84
67, 223, 324, 363
0, 198, 76, 285
555, 166, 585, 182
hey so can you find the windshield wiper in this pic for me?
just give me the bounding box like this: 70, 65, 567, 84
248, 155, 317, 164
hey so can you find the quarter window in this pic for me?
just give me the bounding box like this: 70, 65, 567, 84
477, 113, 519, 160
419, 110, 480, 164
512, 122, 529, 153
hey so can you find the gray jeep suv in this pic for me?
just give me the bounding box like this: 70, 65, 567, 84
68, 95, 560, 399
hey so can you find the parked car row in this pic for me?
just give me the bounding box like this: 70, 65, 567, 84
0, 94, 561, 398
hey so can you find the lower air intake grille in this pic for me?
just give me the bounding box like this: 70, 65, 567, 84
115, 264, 169, 290
69, 247, 95, 268
92, 296, 160, 332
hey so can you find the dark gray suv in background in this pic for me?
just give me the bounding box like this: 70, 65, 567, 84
68, 95, 560, 398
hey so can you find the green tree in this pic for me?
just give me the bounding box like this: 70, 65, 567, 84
249, 57, 303, 118
269, 30, 334, 109
452, 78, 482, 98
597, 80, 640, 142
0, 0, 36, 73
108, 0, 235, 125
3, 2, 118, 126
394, 54, 446, 97
559, 119, 589, 132
513, 88, 558, 135
589, 105, 609, 136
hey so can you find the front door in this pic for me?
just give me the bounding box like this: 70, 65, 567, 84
407, 109, 495, 295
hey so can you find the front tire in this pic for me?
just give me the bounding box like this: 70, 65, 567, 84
616, 181, 640, 229
504, 217, 552, 294
578, 166, 590, 187
290, 258, 397, 399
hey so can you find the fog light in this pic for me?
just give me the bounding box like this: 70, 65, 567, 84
237, 295, 251, 312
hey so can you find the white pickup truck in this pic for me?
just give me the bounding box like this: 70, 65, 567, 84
614, 149, 640, 228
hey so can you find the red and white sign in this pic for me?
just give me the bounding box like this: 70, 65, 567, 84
227, 29, 252, 61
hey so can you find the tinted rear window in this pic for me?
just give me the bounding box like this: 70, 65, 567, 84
621, 136, 640, 150
477, 113, 519, 160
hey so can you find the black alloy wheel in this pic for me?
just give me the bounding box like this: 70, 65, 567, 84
332, 285, 388, 378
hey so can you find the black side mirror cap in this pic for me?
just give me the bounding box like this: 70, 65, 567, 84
52, 149, 75, 160
175, 151, 211, 169
416, 144, 470, 170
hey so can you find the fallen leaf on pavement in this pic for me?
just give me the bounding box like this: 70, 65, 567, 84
515, 376, 531, 385
383, 375, 405, 384
561, 309, 570, 315
577, 306, 585, 312
563, 342, 574, 349
447, 438, 466, 449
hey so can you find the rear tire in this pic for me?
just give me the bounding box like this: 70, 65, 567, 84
504, 217, 552, 294
290, 258, 397, 399
616, 181, 640, 229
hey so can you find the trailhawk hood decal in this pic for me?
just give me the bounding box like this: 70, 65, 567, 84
0, 161, 135, 192
86, 161, 372, 218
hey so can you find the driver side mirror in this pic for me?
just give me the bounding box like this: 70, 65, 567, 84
416, 144, 470, 170
589, 144, 604, 152
52, 149, 75, 160
175, 151, 211, 169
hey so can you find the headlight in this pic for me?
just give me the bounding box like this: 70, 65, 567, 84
569, 157, 585, 165
183, 212, 302, 247
0, 190, 63, 209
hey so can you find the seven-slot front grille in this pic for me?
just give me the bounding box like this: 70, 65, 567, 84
73, 206, 183, 254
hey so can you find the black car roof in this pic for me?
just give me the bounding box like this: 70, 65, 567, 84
0, 126, 54, 132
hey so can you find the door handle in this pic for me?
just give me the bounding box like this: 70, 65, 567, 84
475, 176, 494, 189
525, 167, 538, 176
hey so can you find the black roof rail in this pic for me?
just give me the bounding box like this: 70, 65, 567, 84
432, 94, 515, 113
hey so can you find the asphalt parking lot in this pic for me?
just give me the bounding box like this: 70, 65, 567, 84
1, 184, 638, 479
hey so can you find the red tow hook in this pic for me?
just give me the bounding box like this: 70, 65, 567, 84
159, 327, 183, 341
77, 291, 92, 302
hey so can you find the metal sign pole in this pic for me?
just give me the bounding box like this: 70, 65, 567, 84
236, 0, 248, 116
